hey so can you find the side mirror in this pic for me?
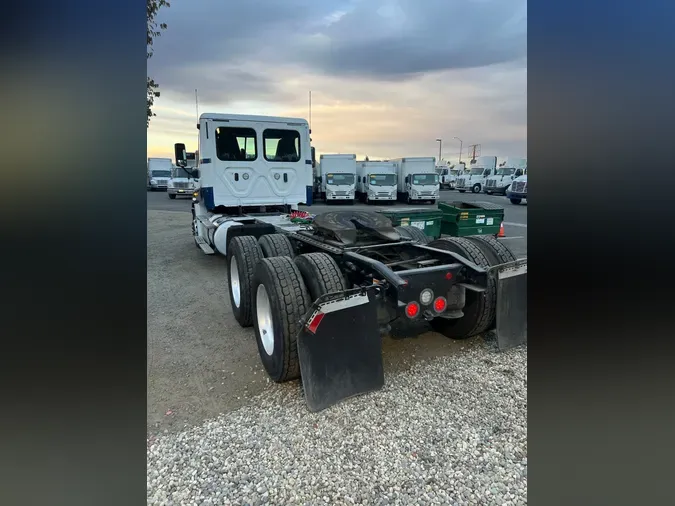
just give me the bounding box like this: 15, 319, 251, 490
311, 147, 316, 167
174, 143, 187, 167
405, 175, 409, 184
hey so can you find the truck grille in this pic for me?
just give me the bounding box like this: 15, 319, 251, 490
456, 178, 466, 187
173, 182, 192, 189
377, 192, 390, 196
334, 191, 348, 196
486, 179, 496, 187
156, 179, 168, 186
512, 181, 526, 193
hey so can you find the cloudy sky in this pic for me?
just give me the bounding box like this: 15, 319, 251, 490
147, 0, 526, 164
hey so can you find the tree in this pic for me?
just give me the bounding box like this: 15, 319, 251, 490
147, 0, 170, 128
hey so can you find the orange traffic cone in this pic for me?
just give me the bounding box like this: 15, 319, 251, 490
497, 222, 505, 238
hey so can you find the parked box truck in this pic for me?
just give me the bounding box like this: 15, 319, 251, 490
356, 160, 398, 204
392, 157, 439, 204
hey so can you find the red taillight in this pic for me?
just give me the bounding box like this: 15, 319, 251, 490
445, 272, 453, 280
405, 301, 420, 318
307, 312, 325, 334
433, 297, 447, 313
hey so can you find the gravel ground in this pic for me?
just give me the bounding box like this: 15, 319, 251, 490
147, 343, 527, 506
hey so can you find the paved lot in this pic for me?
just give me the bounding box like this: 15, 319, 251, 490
146, 188, 527, 257
147, 189, 527, 435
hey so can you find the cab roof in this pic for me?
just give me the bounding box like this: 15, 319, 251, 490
199, 113, 308, 126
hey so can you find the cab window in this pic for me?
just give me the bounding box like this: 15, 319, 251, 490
263, 129, 301, 162
215, 127, 257, 161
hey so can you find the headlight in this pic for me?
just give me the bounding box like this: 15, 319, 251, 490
150, 179, 157, 184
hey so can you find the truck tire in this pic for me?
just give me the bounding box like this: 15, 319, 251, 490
258, 233, 295, 258
227, 236, 263, 328
510, 198, 521, 205
464, 235, 517, 266
294, 253, 348, 303
395, 225, 431, 244
252, 256, 310, 382
427, 237, 496, 339
168, 193, 176, 199
472, 183, 481, 193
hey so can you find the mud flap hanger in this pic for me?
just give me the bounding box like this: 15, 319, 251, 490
296, 285, 385, 413
488, 259, 527, 351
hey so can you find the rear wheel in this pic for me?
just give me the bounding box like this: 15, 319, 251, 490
472, 183, 481, 193
294, 253, 348, 303
258, 233, 295, 258
227, 236, 263, 327
395, 225, 431, 244
464, 235, 517, 266
427, 237, 496, 339
510, 198, 522, 205
252, 257, 310, 382
168, 193, 176, 199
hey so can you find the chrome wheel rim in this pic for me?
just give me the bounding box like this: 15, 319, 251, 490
256, 284, 275, 356
230, 256, 241, 308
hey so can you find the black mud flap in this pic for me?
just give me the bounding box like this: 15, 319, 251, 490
297, 287, 384, 412
493, 259, 527, 350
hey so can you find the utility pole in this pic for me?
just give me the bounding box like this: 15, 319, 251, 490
436, 138, 442, 164
309, 90, 312, 132
453, 136, 463, 163
468, 143, 481, 162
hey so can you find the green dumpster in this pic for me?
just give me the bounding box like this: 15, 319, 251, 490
376, 208, 443, 239
439, 201, 504, 236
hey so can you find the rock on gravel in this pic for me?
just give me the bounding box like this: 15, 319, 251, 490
147, 343, 527, 505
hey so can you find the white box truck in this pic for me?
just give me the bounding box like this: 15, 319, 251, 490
147, 157, 173, 191
455, 156, 497, 193
393, 157, 439, 204
484, 157, 527, 195
356, 160, 398, 204
318, 154, 357, 203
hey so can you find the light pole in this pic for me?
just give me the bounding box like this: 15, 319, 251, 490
453, 136, 463, 163
436, 138, 442, 164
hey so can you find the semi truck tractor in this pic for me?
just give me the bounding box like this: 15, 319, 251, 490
392, 157, 439, 204
455, 156, 497, 193
356, 160, 398, 203
168, 149, 199, 199
484, 157, 526, 195
185, 112, 527, 412
506, 167, 528, 204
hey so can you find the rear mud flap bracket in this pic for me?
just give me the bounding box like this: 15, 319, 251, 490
297, 287, 384, 412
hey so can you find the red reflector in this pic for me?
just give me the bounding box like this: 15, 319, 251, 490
433, 297, 447, 313
405, 301, 420, 318
445, 272, 453, 280
307, 312, 325, 334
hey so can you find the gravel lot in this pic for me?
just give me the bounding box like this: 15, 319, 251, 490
147, 342, 527, 506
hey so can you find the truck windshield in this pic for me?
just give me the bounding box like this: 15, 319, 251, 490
369, 174, 396, 186
412, 174, 438, 185
469, 167, 485, 175
152, 170, 171, 178
450, 169, 460, 176
496, 167, 516, 176
326, 173, 354, 185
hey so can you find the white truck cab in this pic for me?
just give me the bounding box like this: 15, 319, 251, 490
317, 154, 357, 203
147, 157, 173, 191
484, 157, 526, 195
437, 162, 465, 190
168, 150, 199, 199
455, 156, 497, 193
184, 113, 312, 255
506, 168, 527, 205
393, 157, 439, 204
356, 160, 398, 203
